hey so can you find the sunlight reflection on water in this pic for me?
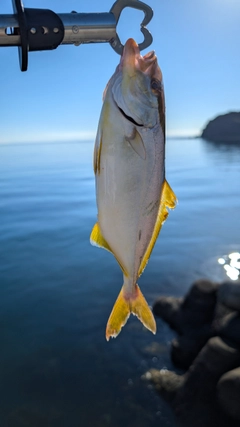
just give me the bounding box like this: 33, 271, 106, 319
218, 252, 240, 281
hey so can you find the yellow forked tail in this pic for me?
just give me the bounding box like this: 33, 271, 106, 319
106, 284, 156, 341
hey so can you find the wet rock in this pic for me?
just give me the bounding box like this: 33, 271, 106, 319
178, 337, 240, 402
213, 300, 234, 324
152, 279, 240, 427
215, 312, 240, 347
153, 296, 183, 333
153, 279, 218, 336
218, 281, 240, 311
180, 279, 218, 329
217, 368, 240, 421
153, 279, 218, 338
142, 368, 185, 402
171, 325, 213, 369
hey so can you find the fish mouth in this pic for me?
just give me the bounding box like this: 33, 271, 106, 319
120, 38, 140, 75
121, 38, 157, 75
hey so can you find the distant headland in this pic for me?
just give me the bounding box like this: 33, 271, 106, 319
202, 111, 240, 143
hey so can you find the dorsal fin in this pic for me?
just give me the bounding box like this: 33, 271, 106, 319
138, 180, 177, 277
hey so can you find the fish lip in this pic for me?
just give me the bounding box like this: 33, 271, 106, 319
143, 50, 155, 60
122, 38, 140, 61
120, 38, 139, 76
120, 38, 157, 75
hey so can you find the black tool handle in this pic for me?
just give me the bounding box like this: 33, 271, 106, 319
12, 0, 64, 71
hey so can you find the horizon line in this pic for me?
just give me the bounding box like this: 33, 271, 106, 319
0, 130, 201, 145
0, 135, 200, 144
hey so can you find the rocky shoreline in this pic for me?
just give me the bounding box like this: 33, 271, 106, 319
144, 279, 240, 426
201, 112, 240, 143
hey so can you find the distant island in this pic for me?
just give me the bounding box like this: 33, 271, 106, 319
201, 111, 240, 142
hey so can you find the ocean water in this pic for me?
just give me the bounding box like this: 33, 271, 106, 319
0, 138, 240, 427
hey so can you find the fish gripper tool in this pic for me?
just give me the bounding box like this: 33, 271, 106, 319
0, 0, 153, 72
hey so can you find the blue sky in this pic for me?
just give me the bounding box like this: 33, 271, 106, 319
1, 0, 240, 142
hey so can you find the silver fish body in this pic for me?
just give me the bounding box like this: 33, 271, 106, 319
91, 38, 176, 340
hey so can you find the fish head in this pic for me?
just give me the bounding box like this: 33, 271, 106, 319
110, 38, 164, 129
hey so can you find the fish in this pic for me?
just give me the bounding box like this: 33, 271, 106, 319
90, 38, 177, 340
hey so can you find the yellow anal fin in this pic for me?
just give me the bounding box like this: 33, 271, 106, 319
90, 222, 129, 277
106, 284, 156, 341
138, 180, 177, 277
164, 180, 177, 209
90, 222, 112, 252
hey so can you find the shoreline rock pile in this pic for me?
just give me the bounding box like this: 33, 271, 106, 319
201, 111, 240, 143
144, 279, 240, 426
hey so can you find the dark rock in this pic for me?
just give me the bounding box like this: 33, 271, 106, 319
218, 281, 240, 311
147, 337, 240, 406
153, 296, 183, 333
144, 340, 240, 427
217, 368, 240, 421
180, 279, 218, 330
174, 400, 236, 427
215, 312, 240, 348
213, 300, 234, 324
171, 325, 213, 369
153, 279, 218, 336
202, 112, 240, 143
142, 369, 185, 402
152, 279, 240, 427
178, 337, 240, 402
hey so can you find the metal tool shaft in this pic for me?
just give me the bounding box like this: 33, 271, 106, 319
0, 15, 20, 46
60, 13, 116, 45
0, 0, 153, 71
0, 13, 117, 47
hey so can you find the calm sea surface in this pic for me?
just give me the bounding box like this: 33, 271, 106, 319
0, 138, 240, 427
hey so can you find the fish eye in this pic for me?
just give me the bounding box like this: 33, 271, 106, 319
151, 79, 162, 92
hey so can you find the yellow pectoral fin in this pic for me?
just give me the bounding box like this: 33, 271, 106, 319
126, 129, 146, 160
106, 284, 156, 341
138, 180, 177, 277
